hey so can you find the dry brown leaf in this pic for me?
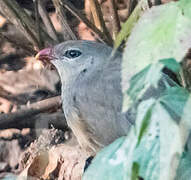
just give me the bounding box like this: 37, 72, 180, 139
42, 147, 59, 179
19, 142, 88, 180
28, 151, 49, 178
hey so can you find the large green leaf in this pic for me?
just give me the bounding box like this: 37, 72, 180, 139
122, 0, 191, 93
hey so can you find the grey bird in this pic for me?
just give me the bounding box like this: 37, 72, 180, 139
36, 40, 174, 154
36, 40, 130, 154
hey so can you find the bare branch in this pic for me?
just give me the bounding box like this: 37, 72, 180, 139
34, 0, 43, 49
52, 0, 77, 41
88, 0, 113, 43
127, 0, 138, 18
0, 96, 62, 129
0, 112, 68, 130
0, 0, 54, 50
61, 0, 113, 46
0, 32, 36, 55
109, 0, 121, 39
38, 0, 60, 42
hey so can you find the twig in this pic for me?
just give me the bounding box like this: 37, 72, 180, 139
127, 0, 138, 18
0, 85, 30, 104
109, 0, 121, 40
0, 0, 54, 50
34, 0, 43, 49
0, 112, 68, 130
88, 0, 112, 43
89, 0, 102, 29
38, 0, 60, 42
52, 0, 77, 41
0, 96, 62, 129
61, 0, 113, 46
0, 32, 36, 55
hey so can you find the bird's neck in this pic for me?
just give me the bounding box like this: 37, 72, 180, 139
60, 71, 81, 103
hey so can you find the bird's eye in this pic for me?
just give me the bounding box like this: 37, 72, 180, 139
64, 50, 82, 59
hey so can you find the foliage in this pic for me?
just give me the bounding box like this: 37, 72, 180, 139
122, 0, 191, 89
83, 0, 191, 179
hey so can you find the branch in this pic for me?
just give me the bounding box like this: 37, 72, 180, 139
62, 0, 113, 46
0, 112, 68, 130
52, 0, 77, 41
127, 0, 138, 18
0, 96, 62, 129
34, 0, 43, 49
0, 32, 36, 55
88, 0, 112, 43
109, 0, 121, 40
0, 0, 54, 50
38, 0, 60, 42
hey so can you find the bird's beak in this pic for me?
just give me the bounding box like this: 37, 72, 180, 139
35, 47, 54, 63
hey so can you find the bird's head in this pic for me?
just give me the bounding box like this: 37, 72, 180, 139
36, 40, 113, 83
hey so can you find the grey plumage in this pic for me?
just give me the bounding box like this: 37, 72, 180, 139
36, 40, 175, 154
46, 40, 130, 153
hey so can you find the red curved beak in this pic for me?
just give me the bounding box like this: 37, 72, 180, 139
35, 47, 53, 63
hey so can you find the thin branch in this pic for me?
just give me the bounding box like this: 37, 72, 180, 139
34, 0, 43, 49
38, 0, 60, 42
0, 32, 36, 55
0, 0, 54, 50
127, 0, 138, 18
52, 0, 77, 41
89, 0, 102, 29
0, 112, 68, 130
61, 0, 113, 46
0, 85, 32, 104
88, 0, 112, 43
0, 96, 62, 129
109, 0, 121, 39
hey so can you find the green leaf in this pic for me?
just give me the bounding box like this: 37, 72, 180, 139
122, 0, 191, 94
137, 105, 153, 145
114, 0, 149, 48
127, 59, 179, 103
178, 0, 191, 18
160, 87, 189, 117
175, 151, 191, 180
127, 63, 163, 102
83, 137, 127, 180
159, 58, 181, 74
131, 162, 140, 180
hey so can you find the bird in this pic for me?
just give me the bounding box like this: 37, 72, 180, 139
35, 40, 174, 154
35, 40, 131, 154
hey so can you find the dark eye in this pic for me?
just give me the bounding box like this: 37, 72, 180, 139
64, 50, 82, 59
